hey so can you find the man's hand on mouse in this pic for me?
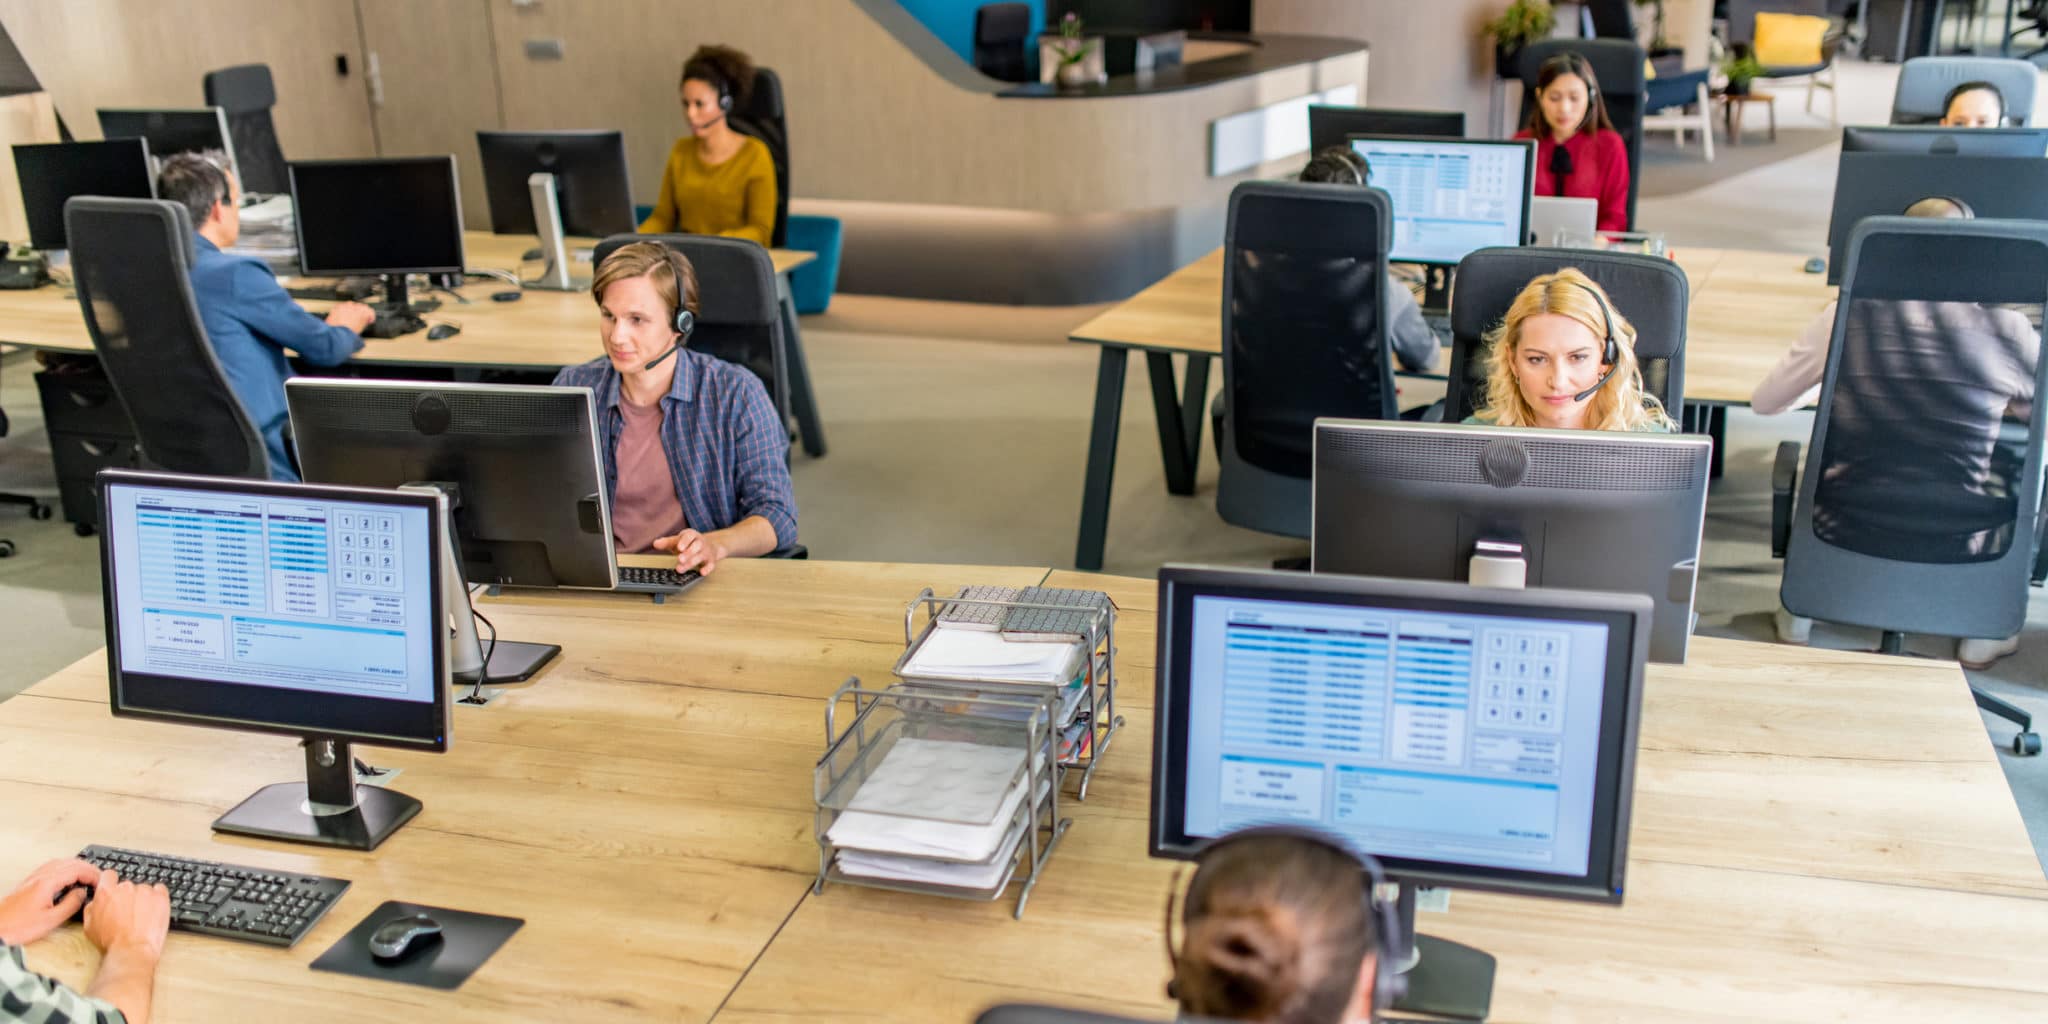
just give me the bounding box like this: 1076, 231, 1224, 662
326, 301, 377, 334
82, 868, 170, 963
651, 529, 727, 576
0, 858, 100, 944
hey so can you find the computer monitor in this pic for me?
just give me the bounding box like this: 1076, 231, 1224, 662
289, 156, 465, 312
1349, 134, 1533, 267
1308, 105, 1465, 154
476, 130, 634, 237
1826, 152, 2048, 285
1841, 124, 2048, 157
96, 107, 237, 181
11, 139, 153, 251
1151, 564, 1650, 1021
98, 469, 452, 851
287, 378, 616, 682
1312, 419, 1710, 664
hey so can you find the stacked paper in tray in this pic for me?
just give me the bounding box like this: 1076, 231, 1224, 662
826, 736, 1036, 890
901, 627, 1078, 685
225, 194, 299, 275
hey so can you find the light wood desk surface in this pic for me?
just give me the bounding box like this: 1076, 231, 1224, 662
1067, 245, 1834, 408
0, 232, 815, 371
6, 560, 2047, 1022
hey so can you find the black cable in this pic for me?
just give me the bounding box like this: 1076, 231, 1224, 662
462, 597, 497, 706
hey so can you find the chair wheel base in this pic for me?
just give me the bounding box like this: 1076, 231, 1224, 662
0, 539, 13, 558
73, 523, 96, 538
28, 503, 50, 521
2014, 732, 2042, 757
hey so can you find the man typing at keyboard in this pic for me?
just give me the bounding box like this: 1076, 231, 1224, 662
0, 859, 171, 1024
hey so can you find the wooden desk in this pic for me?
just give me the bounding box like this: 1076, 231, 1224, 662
4, 560, 2046, 1022
1067, 246, 1836, 569
0, 233, 828, 457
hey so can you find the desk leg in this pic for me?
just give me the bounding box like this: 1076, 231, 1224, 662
777, 274, 827, 458
1145, 351, 1210, 496
1075, 347, 1130, 571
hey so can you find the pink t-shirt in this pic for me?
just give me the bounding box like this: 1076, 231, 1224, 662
610, 398, 688, 553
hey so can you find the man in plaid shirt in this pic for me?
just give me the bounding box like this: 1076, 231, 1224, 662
553, 241, 797, 574
1, 860, 170, 1024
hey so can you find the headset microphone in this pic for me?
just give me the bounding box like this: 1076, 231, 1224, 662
1568, 279, 1622, 403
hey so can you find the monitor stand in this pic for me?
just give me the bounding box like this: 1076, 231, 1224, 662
1468, 538, 1527, 590
523, 172, 587, 291
213, 737, 420, 851
1388, 884, 1497, 1021
372, 273, 441, 316
404, 482, 561, 686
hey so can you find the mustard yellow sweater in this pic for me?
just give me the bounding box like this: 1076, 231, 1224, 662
638, 134, 776, 245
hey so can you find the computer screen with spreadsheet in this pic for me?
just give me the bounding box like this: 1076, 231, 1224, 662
99, 471, 450, 749
1349, 135, 1534, 266
1151, 567, 1648, 903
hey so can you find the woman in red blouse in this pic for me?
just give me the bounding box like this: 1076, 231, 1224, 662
1515, 52, 1631, 232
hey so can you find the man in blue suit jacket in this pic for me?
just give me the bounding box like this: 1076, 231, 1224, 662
154, 154, 376, 480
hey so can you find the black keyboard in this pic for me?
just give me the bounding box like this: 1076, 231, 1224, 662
616, 565, 703, 594
285, 276, 382, 302
362, 313, 426, 339
75, 845, 350, 947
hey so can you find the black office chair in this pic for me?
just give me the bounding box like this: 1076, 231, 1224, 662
976, 1006, 1168, 1024
0, 365, 54, 558
1517, 38, 1646, 232
202, 64, 289, 195
1770, 217, 2048, 756
974, 3, 1034, 83
1442, 247, 1689, 424
1584, 0, 1639, 38
64, 197, 270, 480
1889, 56, 2037, 126
1725, 0, 1841, 124
728, 66, 789, 249
1213, 181, 1400, 541
592, 233, 790, 427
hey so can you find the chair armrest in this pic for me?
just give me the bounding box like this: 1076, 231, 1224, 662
767, 544, 809, 560
1770, 440, 1800, 559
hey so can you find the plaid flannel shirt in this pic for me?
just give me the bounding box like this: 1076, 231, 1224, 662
1, 944, 124, 1024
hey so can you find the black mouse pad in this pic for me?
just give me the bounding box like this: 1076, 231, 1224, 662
309, 900, 522, 991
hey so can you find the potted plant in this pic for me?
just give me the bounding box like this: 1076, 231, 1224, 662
1052, 11, 1096, 88
1720, 52, 1764, 96
1634, 0, 1678, 56
1484, 0, 1556, 81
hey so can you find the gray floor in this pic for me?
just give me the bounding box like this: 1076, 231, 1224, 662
4, 60, 2046, 879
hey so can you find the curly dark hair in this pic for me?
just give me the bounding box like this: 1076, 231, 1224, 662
680, 44, 757, 109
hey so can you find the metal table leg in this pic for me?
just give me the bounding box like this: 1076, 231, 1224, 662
777, 273, 826, 458
1074, 347, 1130, 571
1145, 351, 1210, 496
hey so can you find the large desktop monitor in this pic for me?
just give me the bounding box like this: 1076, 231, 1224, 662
98, 469, 451, 850
11, 139, 154, 251
1151, 564, 1650, 1020
1841, 124, 2048, 157
1312, 419, 1711, 664
1308, 105, 1465, 154
289, 156, 465, 311
96, 107, 237, 180
287, 378, 617, 682
476, 130, 635, 237
1826, 152, 2048, 285
1349, 134, 1533, 267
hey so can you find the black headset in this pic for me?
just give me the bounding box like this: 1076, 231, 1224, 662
640, 245, 696, 371
1568, 278, 1622, 403
1164, 825, 1407, 1021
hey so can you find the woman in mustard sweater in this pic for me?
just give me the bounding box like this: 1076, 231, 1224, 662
641, 44, 777, 245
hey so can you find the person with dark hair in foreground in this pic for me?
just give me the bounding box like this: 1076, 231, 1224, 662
154, 153, 375, 481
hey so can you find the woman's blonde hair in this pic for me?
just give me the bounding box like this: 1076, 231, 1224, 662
1480, 268, 1673, 432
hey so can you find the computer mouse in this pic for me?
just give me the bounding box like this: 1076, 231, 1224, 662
490, 290, 522, 303
1803, 257, 1826, 274
426, 323, 461, 341
367, 912, 443, 962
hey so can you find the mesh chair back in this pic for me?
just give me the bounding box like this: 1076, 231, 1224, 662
1890, 56, 2037, 126
591, 234, 787, 419
1517, 38, 1645, 230
1222, 181, 1398, 479
1782, 217, 2048, 638
64, 197, 268, 478
974, 3, 1034, 83
1444, 246, 1688, 423
203, 63, 289, 194
728, 66, 790, 247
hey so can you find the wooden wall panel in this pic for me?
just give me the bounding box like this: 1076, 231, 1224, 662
1255, 0, 1500, 135
357, 0, 502, 230
0, 0, 374, 163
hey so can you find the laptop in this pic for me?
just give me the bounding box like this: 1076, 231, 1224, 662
1528, 195, 1599, 247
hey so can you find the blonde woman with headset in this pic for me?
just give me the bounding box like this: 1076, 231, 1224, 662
1466, 268, 1674, 433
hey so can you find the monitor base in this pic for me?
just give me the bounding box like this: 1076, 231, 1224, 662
213, 739, 420, 851
462, 639, 561, 685
1393, 934, 1497, 1021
